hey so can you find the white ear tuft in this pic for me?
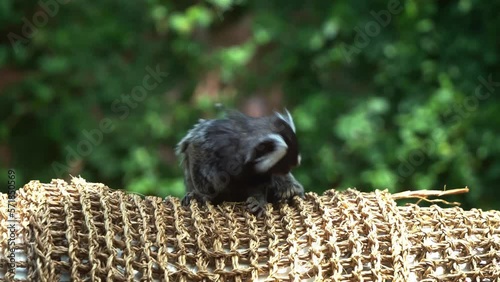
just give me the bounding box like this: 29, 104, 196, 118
253, 134, 288, 173
275, 109, 296, 132
284, 109, 296, 132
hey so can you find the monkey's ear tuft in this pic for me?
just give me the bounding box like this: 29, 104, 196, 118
246, 134, 288, 173
274, 109, 296, 132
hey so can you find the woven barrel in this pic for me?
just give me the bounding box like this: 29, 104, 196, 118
1, 177, 499, 281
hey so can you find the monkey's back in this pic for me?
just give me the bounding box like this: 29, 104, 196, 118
177, 118, 265, 197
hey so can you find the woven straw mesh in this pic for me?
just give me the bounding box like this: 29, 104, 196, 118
1, 177, 499, 281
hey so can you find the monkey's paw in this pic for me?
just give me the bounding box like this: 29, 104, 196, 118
246, 196, 267, 217
181, 192, 195, 206
181, 192, 210, 206
274, 180, 304, 202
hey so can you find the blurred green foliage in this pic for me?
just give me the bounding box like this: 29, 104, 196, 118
1, 0, 499, 210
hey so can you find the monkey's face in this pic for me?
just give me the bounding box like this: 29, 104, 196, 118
268, 116, 300, 174
250, 111, 301, 175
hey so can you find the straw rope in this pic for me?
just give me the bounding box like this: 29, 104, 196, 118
0, 177, 499, 281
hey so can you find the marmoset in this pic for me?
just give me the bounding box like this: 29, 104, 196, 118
176, 109, 304, 215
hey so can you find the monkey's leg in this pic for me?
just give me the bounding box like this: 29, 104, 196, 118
180, 180, 217, 206
181, 160, 218, 206
271, 173, 304, 203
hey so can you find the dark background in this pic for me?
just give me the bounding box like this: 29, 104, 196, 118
1, 0, 499, 210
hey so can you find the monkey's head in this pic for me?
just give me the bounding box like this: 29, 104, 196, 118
246, 110, 301, 175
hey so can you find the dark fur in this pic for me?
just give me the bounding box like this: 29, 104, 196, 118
176, 110, 304, 215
